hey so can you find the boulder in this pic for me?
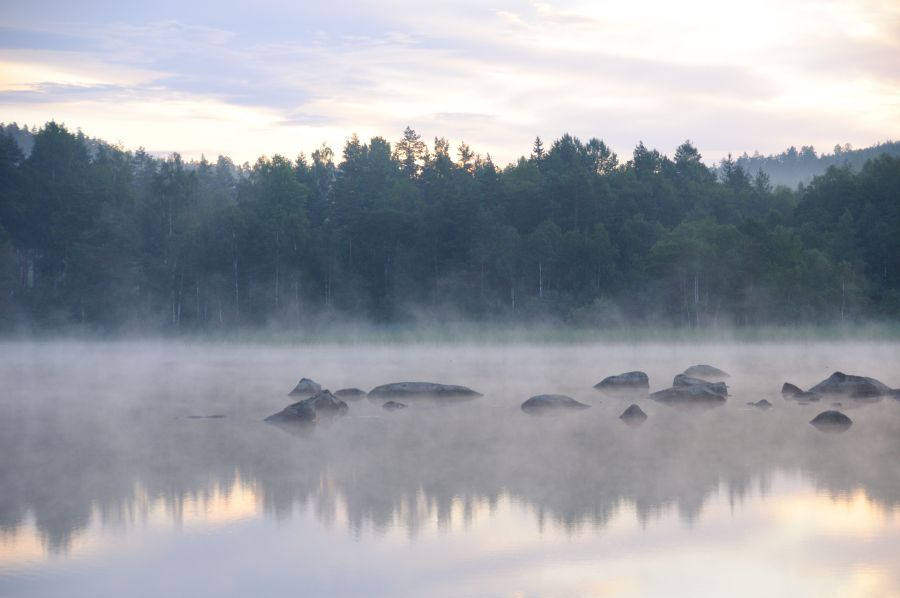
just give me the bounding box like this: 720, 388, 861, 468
265, 400, 317, 425
334, 388, 368, 400
382, 401, 407, 412
781, 382, 803, 398
521, 394, 590, 415
808, 372, 891, 398
594, 371, 649, 391
368, 382, 483, 401
266, 390, 348, 424
682, 365, 729, 380
748, 399, 772, 410
672, 374, 728, 396
650, 385, 726, 406
809, 410, 853, 433
619, 404, 648, 426
289, 377, 322, 398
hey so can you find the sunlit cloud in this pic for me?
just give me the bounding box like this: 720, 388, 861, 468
0, 0, 897, 164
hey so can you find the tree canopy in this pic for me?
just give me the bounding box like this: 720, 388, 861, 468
0, 122, 897, 332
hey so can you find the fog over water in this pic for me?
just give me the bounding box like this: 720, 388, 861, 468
1, 340, 900, 597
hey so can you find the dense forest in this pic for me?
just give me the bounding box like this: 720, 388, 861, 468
731, 141, 900, 188
0, 121, 898, 333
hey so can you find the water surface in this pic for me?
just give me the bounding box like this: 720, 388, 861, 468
1, 341, 899, 597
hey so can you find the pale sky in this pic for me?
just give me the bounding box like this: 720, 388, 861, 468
1, 0, 898, 166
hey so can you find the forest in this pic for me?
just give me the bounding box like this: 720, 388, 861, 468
0, 121, 898, 332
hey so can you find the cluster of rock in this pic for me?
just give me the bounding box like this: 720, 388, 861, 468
267, 378, 483, 426
265, 389, 349, 425
782, 372, 897, 402
266, 365, 896, 435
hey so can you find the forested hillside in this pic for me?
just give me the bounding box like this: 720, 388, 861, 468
0, 122, 898, 332
732, 141, 900, 188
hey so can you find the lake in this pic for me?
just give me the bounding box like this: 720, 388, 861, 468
1, 340, 899, 597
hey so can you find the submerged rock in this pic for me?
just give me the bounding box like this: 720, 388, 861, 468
594, 371, 649, 392
266, 390, 348, 424
619, 404, 648, 426
682, 365, 729, 380
368, 382, 483, 401
289, 377, 322, 398
748, 399, 772, 410
521, 394, 590, 415
265, 400, 317, 425
808, 372, 891, 398
650, 385, 727, 406
334, 388, 368, 400
673, 374, 728, 396
809, 410, 853, 433
382, 401, 407, 412
781, 382, 804, 398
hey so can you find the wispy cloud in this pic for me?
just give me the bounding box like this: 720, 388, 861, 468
0, 0, 897, 164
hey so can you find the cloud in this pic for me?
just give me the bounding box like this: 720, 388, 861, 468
0, 1, 897, 165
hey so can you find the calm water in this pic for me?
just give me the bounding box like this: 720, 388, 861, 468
1, 340, 899, 597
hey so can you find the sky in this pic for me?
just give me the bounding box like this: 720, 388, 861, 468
0, 0, 898, 166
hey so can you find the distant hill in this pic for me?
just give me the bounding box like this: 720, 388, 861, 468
731, 141, 900, 188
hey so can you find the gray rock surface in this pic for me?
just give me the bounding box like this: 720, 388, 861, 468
673, 374, 728, 396
382, 401, 407, 411
650, 385, 727, 406
266, 390, 348, 424
808, 372, 892, 398
748, 399, 772, 410
781, 382, 803, 398
682, 365, 729, 379
619, 404, 648, 426
289, 377, 322, 397
594, 371, 649, 391
809, 410, 853, 433
521, 394, 590, 415
368, 382, 483, 400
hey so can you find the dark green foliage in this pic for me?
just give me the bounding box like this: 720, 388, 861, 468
0, 122, 897, 331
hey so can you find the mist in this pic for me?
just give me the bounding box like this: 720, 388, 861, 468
1, 339, 899, 596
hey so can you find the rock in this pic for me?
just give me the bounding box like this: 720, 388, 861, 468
521, 394, 590, 415
594, 371, 649, 392
650, 385, 727, 406
809, 410, 853, 433
382, 401, 407, 411
808, 372, 891, 398
672, 374, 728, 396
748, 399, 772, 410
781, 382, 804, 398
265, 400, 317, 425
619, 404, 648, 426
368, 382, 483, 401
334, 388, 368, 400
682, 365, 729, 379
889, 389, 900, 400
289, 377, 322, 398
266, 390, 348, 424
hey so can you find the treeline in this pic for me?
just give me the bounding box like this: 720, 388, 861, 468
0, 121, 898, 332
732, 141, 900, 188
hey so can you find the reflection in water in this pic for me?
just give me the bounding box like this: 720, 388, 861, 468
0, 341, 899, 596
